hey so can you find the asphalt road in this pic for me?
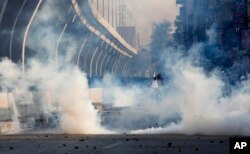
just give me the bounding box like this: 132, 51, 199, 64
0, 134, 230, 154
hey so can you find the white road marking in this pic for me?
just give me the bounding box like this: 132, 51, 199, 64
102, 142, 123, 149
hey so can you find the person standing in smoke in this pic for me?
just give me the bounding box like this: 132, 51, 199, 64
151, 73, 164, 89
151, 73, 165, 102
151, 73, 159, 89
156, 73, 164, 86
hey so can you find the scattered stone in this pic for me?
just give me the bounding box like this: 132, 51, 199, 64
93, 146, 97, 150
168, 142, 172, 147
63, 144, 67, 147
79, 138, 84, 142
74, 146, 79, 149
179, 147, 182, 153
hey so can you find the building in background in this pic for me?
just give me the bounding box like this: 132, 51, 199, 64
248, 0, 250, 28
90, 0, 139, 49
175, 0, 250, 75
176, 0, 238, 49
241, 0, 250, 72
116, 4, 138, 48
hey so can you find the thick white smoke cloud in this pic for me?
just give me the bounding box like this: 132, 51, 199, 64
101, 27, 250, 135
0, 58, 109, 134
0, 1, 110, 134
131, 63, 250, 135
1, 0, 250, 136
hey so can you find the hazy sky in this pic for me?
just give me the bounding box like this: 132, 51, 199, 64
125, 0, 179, 46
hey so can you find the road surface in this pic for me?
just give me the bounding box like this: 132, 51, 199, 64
0, 134, 230, 154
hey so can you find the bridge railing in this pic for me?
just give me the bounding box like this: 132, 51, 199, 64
71, 0, 137, 58
88, 0, 137, 54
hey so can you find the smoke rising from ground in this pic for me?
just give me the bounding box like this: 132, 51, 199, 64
101, 54, 250, 135
1, 1, 250, 136
0, 1, 110, 134
99, 27, 250, 135
31, 1, 250, 136
0, 58, 109, 134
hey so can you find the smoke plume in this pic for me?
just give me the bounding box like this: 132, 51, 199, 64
99, 26, 250, 136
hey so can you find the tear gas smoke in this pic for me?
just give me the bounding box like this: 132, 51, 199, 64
98, 27, 250, 136
0, 58, 110, 134
1, 1, 250, 136
0, 1, 110, 134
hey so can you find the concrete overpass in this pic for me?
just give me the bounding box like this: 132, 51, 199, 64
0, 0, 139, 78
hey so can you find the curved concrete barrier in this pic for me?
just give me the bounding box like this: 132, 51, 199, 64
0, 121, 19, 134
0, 92, 20, 134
